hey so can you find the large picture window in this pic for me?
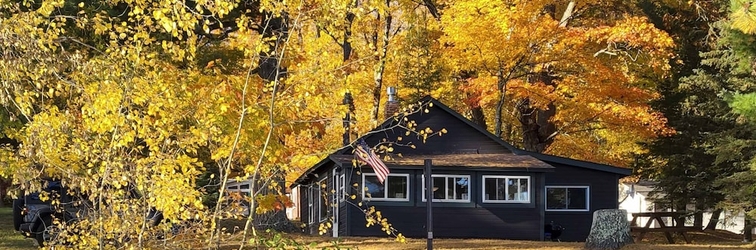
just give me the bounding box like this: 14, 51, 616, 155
546, 186, 589, 211
362, 173, 410, 201
422, 175, 470, 202
482, 176, 530, 203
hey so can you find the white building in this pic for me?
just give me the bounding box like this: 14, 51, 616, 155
619, 180, 754, 235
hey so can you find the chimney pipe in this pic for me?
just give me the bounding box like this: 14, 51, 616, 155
384, 87, 400, 119
387, 86, 397, 102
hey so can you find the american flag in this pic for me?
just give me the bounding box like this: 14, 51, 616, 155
355, 139, 390, 184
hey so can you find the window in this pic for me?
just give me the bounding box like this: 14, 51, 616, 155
546, 186, 589, 211
339, 174, 345, 203
308, 187, 315, 224
422, 175, 470, 202
482, 176, 530, 203
318, 179, 328, 221
226, 182, 252, 196
362, 173, 409, 201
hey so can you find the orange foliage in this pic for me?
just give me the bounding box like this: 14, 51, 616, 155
439, 0, 675, 166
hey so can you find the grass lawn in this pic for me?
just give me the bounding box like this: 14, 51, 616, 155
0, 207, 37, 250
274, 232, 756, 250
217, 228, 755, 250
3, 210, 754, 250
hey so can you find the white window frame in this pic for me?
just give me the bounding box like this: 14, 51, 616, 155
422, 174, 471, 203
226, 182, 252, 196
545, 186, 590, 212
362, 173, 410, 201
481, 175, 531, 203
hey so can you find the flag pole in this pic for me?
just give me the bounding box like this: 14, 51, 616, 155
425, 159, 433, 250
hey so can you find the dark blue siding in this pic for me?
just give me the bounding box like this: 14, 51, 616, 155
343, 170, 545, 240
363, 106, 510, 155
544, 163, 620, 242
347, 206, 541, 239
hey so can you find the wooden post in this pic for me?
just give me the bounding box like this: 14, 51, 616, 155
425, 159, 433, 250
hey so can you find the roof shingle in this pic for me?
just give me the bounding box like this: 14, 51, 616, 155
329, 153, 554, 170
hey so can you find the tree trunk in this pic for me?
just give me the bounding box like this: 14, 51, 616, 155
705, 209, 723, 230
744, 217, 754, 242
494, 69, 507, 137
369, 5, 392, 124
694, 200, 704, 228
258, 12, 289, 82
585, 209, 634, 250
0, 179, 5, 207
559, 1, 576, 27
517, 72, 557, 153
470, 106, 487, 128
515, 2, 574, 151
504, 123, 513, 143
422, 0, 440, 19
519, 101, 556, 153
343, 10, 355, 62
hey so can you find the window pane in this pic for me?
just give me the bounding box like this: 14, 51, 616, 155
547, 188, 567, 209
484, 178, 497, 200
518, 178, 529, 201
567, 188, 587, 209
507, 179, 518, 200
364, 176, 385, 198
447, 178, 454, 199
319, 181, 327, 219
432, 177, 446, 199
497, 179, 507, 200
387, 176, 407, 199
455, 177, 469, 200
339, 175, 345, 201
309, 188, 315, 223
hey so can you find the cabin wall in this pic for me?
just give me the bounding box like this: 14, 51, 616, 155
544, 163, 620, 242
347, 206, 541, 239
338, 167, 354, 236
343, 169, 545, 240
364, 108, 510, 155
298, 164, 338, 235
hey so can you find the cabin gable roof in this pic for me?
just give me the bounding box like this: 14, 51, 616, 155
291, 96, 630, 187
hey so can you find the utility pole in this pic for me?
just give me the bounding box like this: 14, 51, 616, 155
425, 159, 433, 250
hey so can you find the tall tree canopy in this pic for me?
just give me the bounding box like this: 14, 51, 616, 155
437, 0, 674, 166
636, 0, 756, 233
0, 0, 691, 247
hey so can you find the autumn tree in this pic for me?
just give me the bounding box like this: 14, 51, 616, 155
0, 0, 461, 247
439, 0, 674, 166
0, 0, 331, 248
